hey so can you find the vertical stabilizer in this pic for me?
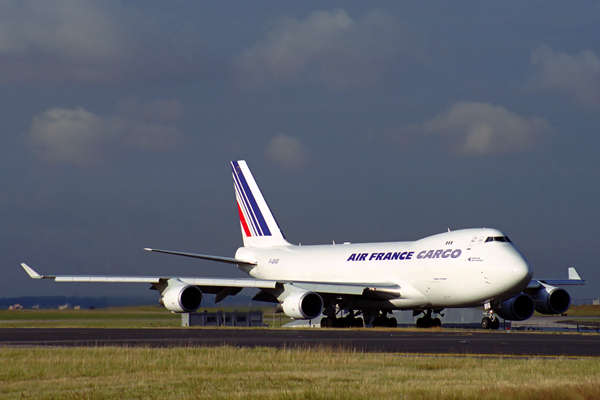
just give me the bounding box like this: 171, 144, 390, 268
231, 160, 290, 248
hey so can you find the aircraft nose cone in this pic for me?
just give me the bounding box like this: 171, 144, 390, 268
512, 257, 533, 288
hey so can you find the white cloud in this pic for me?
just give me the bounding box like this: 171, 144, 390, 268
265, 134, 309, 169
0, 0, 205, 84
531, 45, 600, 108
234, 9, 420, 90
26, 99, 186, 165
409, 102, 551, 156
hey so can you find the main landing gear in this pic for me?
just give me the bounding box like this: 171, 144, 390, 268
415, 309, 442, 328
320, 310, 364, 328
320, 315, 364, 328
370, 313, 398, 328
320, 310, 397, 328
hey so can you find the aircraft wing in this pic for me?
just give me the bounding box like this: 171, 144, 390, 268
527, 267, 585, 289
22, 263, 273, 286
21, 263, 400, 301
289, 282, 401, 300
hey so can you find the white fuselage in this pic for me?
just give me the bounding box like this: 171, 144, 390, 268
236, 228, 533, 310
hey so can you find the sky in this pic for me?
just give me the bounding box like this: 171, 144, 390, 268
2, 1, 599, 301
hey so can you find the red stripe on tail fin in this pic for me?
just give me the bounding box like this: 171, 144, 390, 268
237, 202, 252, 237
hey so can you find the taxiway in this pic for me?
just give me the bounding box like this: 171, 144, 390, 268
1, 328, 600, 357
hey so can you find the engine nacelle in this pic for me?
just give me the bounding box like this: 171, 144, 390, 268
160, 283, 203, 313
281, 291, 323, 319
494, 293, 535, 321
532, 285, 571, 315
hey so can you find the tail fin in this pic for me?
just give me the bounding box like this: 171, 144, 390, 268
231, 160, 290, 248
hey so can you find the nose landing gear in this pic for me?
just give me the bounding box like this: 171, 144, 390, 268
481, 310, 500, 330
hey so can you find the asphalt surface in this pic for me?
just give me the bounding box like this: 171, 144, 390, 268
1, 328, 600, 357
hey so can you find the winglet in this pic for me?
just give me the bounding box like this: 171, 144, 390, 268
568, 267, 582, 281
21, 263, 44, 279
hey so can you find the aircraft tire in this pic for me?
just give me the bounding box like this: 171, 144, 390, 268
387, 317, 397, 328
490, 318, 500, 330
433, 318, 441, 327
416, 317, 434, 328
481, 317, 491, 329
321, 317, 333, 328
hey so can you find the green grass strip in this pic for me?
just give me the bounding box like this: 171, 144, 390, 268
1, 346, 600, 399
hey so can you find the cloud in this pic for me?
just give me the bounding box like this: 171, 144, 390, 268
405, 102, 551, 156
0, 0, 208, 84
265, 134, 309, 169
26, 99, 186, 165
234, 9, 421, 90
531, 45, 600, 108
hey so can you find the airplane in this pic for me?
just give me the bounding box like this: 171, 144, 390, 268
22, 160, 585, 329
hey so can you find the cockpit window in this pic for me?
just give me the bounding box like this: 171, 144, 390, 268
485, 236, 512, 243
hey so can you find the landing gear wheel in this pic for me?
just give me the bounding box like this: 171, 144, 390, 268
387, 317, 397, 328
490, 318, 500, 330
415, 309, 443, 329
320, 317, 334, 328
481, 317, 491, 329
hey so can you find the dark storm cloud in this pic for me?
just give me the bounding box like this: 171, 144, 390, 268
0, 0, 211, 85
531, 45, 600, 109
233, 9, 427, 90
395, 102, 552, 157
25, 99, 187, 165
264, 134, 309, 170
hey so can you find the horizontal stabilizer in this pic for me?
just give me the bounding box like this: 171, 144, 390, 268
528, 267, 585, 288
144, 248, 256, 266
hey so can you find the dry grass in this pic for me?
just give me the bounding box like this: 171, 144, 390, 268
1, 346, 599, 399
0, 306, 289, 328
0, 308, 180, 328
566, 305, 600, 317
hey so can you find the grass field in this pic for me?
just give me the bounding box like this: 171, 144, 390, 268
0, 306, 180, 328
563, 305, 600, 317
0, 305, 294, 328
2, 346, 600, 399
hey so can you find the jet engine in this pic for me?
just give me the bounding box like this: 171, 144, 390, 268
281, 291, 323, 319
159, 283, 203, 313
532, 284, 571, 315
494, 293, 535, 321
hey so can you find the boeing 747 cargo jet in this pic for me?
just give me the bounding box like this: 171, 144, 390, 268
22, 160, 584, 329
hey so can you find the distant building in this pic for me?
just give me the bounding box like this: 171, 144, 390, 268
182, 310, 263, 327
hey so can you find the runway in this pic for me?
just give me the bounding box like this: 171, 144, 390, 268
2, 328, 600, 357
